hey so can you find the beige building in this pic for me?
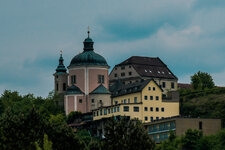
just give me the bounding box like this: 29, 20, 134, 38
109, 56, 178, 95
144, 117, 222, 143
93, 79, 179, 123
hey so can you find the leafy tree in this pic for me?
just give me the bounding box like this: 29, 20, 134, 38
0, 108, 45, 150
67, 111, 82, 124
45, 114, 83, 150
35, 134, 52, 150
155, 131, 181, 150
181, 129, 203, 150
191, 71, 214, 90
103, 117, 155, 150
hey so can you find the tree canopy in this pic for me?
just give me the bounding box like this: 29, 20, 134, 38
191, 71, 214, 90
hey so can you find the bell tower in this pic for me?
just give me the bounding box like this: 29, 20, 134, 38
54, 50, 68, 96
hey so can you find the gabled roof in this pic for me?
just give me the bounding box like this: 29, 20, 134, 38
111, 79, 163, 97
116, 56, 165, 66
66, 85, 84, 95
115, 56, 177, 80
90, 84, 110, 94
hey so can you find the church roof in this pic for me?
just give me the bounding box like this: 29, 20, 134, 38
66, 85, 84, 95
68, 31, 109, 68
55, 52, 67, 73
115, 56, 177, 80
90, 84, 110, 94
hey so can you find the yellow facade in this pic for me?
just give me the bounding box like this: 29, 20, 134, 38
93, 80, 179, 123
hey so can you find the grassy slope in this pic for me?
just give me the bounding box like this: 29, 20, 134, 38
180, 88, 225, 127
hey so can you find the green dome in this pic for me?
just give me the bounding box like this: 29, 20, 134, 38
69, 32, 108, 67
69, 51, 108, 67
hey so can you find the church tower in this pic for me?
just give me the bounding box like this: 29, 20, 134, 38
54, 51, 68, 96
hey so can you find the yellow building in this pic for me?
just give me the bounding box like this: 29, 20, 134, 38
93, 79, 179, 123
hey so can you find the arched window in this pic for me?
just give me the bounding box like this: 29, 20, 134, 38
63, 83, 66, 91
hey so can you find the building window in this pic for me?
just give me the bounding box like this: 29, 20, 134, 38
129, 72, 132, 76
97, 111, 99, 116
153, 87, 156, 91
71, 75, 76, 84
129, 81, 132, 84
145, 117, 148, 121
121, 100, 123, 103
79, 99, 82, 103
115, 67, 117, 70
156, 107, 159, 112
171, 82, 175, 89
98, 75, 104, 83
133, 107, 139, 112
63, 83, 66, 91
121, 66, 125, 70
124, 99, 127, 104
115, 101, 118, 105
111, 108, 113, 113
148, 87, 151, 90
162, 82, 166, 88
93, 112, 96, 117
161, 108, 164, 112
56, 83, 59, 91
150, 96, 153, 100
151, 117, 153, 121
117, 107, 120, 112
124, 106, 129, 112
144, 107, 148, 111
156, 96, 159, 100
128, 98, 130, 103
114, 73, 117, 77
100, 110, 102, 116
199, 121, 202, 130
150, 107, 153, 111
99, 100, 102, 105
129, 65, 131, 68
134, 97, 137, 103
108, 109, 110, 114
91, 99, 95, 103
144, 96, 148, 100
104, 109, 107, 115
121, 72, 125, 77
114, 107, 117, 112
156, 117, 159, 120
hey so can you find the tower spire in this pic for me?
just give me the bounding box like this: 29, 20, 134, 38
87, 26, 90, 38
56, 50, 67, 73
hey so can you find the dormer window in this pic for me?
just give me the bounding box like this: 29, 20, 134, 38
158, 71, 160, 74
149, 70, 152, 73
145, 70, 147, 72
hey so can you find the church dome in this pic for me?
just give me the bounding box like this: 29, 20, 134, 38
68, 31, 108, 67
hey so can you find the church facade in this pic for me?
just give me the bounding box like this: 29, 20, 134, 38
54, 31, 111, 115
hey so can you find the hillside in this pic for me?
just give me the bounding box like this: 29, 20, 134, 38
180, 88, 225, 127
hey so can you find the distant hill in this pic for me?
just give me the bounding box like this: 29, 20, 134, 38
179, 87, 225, 127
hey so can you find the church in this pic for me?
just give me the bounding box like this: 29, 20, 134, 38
54, 31, 179, 122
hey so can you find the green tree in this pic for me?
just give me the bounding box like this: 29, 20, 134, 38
0, 108, 45, 150
191, 71, 214, 90
181, 129, 203, 150
103, 117, 155, 150
35, 134, 52, 150
45, 114, 83, 150
66, 111, 82, 124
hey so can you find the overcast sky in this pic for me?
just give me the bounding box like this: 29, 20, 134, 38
1, 0, 225, 97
